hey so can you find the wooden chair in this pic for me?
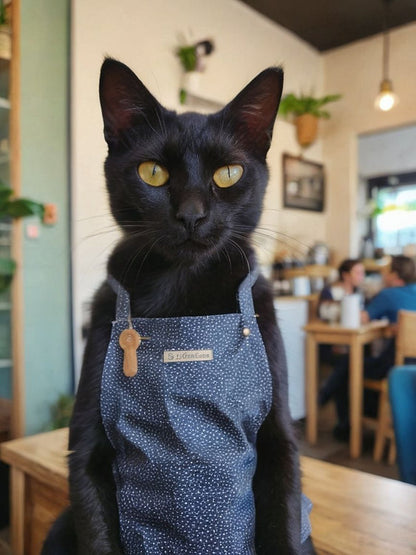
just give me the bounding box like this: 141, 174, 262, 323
364, 310, 416, 463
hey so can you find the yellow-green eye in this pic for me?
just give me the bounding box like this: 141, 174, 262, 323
213, 165, 243, 188
138, 161, 169, 187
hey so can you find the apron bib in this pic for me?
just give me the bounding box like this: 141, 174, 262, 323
101, 271, 310, 554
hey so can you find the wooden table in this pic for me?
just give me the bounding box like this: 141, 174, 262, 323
2, 428, 416, 554
304, 320, 388, 458
0, 429, 69, 555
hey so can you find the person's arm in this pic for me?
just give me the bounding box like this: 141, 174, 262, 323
363, 289, 390, 322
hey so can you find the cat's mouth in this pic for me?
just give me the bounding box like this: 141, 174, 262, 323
163, 230, 224, 262
179, 236, 214, 251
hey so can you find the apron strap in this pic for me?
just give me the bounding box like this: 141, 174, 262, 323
108, 275, 131, 322
237, 266, 259, 321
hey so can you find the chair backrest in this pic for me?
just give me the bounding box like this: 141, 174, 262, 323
389, 365, 416, 485
395, 310, 416, 365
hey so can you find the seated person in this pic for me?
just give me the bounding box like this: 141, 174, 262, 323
318, 258, 365, 321
361, 255, 416, 326
319, 255, 416, 440
317, 259, 365, 393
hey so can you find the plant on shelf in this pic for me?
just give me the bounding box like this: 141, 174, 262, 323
279, 93, 341, 147
47, 393, 75, 430
0, 181, 45, 292
175, 39, 214, 104
0, 2, 5, 23
0, 0, 10, 61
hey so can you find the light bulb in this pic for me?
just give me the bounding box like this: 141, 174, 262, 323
374, 79, 399, 112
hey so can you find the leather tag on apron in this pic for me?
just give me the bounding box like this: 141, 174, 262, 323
119, 329, 142, 377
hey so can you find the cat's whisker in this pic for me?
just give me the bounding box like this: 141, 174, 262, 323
119, 236, 159, 286
253, 228, 311, 252
256, 223, 312, 247
132, 236, 164, 286
227, 239, 251, 275
76, 213, 113, 223
219, 246, 233, 272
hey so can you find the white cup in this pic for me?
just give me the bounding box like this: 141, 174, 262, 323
341, 294, 361, 328
292, 276, 311, 297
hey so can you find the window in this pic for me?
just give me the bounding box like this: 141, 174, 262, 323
368, 173, 416, 254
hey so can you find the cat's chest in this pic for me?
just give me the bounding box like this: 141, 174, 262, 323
129, 273, 239, 318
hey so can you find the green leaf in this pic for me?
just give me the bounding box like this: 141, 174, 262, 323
0, 186, 13, 213
179, 88, 187, 104
176, 46, 197, 72
0, 256, 16, 276
0, 256, 16, 292
316, 110, 330, 119
4, 198, 45, 219
278, 92, 341, 119
0, 0, 7, 25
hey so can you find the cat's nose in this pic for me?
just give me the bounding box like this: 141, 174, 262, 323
176, 197, 207, 232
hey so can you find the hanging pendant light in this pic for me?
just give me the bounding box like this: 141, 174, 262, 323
374, 0, 399, 112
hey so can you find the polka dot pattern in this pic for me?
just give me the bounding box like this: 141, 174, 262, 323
102, 271, 311, 553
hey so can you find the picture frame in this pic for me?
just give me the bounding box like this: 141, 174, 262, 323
282, 153, 325, 212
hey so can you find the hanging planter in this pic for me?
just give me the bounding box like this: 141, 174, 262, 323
279, 93, 341, 148
295, 114, 319, 147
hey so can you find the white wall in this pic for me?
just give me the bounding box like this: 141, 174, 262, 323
359, 124, 416, 178
71, 0, 324, 376
322, 23, 416, 262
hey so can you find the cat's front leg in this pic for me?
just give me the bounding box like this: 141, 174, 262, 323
253, 410, 301, 554
69, 316, 123, 553
44, 284, 123, 554
253, 278, 302, 553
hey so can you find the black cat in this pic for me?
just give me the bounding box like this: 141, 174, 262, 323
43, 59, 314, 554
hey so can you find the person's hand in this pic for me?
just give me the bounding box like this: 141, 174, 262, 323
384, 323, 397, 337
361, 310, 370, 324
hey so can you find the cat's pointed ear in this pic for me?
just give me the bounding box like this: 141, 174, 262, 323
99, 58, 162, 147
222, 67, 283, 159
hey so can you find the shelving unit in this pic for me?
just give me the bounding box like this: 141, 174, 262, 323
0, 0, 13, 441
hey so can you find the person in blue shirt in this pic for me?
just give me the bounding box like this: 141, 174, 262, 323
319, 255, 416, 440
362, 255, 416, 324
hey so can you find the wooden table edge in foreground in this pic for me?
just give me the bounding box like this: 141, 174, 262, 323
304, 319, 389, 458
2, 427, 416, 554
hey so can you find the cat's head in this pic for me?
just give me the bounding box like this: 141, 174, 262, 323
99, 58, 283, 267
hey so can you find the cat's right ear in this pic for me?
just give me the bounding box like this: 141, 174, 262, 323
99, 58, 162, 147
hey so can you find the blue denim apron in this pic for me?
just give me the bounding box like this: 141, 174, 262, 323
101, 271, 311, 554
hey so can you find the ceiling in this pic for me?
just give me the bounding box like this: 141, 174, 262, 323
240, 0, 416, 51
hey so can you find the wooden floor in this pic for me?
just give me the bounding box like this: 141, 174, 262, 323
297, 401, 399, 481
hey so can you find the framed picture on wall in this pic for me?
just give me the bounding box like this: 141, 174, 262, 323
282, 153, 325, 212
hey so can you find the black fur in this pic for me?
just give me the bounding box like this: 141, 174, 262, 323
43, 59, 314, 554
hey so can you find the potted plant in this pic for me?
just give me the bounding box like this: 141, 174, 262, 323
0, 0, 10, 60
279, 93, 341, 147
175, 39, 214, 104
0, 181, 45, 291
47, 393, 75, 430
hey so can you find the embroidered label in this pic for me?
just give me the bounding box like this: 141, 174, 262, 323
163, 350, 213, 363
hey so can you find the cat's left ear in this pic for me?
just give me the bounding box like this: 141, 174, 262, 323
99, 58, 162, 147
222, 67, 283, 159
